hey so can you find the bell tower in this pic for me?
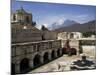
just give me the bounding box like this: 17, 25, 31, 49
11, 7, 33, 25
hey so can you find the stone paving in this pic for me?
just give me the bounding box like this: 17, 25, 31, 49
28, 48, 96, 74
28, 55, 84, 73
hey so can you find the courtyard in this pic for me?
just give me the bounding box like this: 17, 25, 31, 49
28, 51, 96, 73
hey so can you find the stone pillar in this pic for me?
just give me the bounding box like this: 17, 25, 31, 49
15, 62, 20, 73
40, 56, 44, 64
77, 43, 80, 56
78, 41, 80, 55
36, 44, 38, 51
77, 49, 80, 56
68, 34, 70, 39
48, 53, 51, 60
29, 59, 34, 68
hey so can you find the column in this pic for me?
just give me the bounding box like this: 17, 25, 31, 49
29, 59, 34, 68
77, 49, 80, 56
35, 44, 38, 51
48, 53, 51, 60
40, 56, 44, 64
15, 63, 20, 74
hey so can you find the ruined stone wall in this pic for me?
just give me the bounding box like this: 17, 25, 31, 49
82, 45, 96, 57
57, 32, 82, 40
42, 31, 57, 40
11, 40, 62, 74
12, 28, 42, 43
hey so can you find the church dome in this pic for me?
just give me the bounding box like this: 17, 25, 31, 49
15, 7, 27, 14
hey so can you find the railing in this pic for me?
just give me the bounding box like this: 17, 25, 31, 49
12, 40, 61, 57
79, 40, 96, 45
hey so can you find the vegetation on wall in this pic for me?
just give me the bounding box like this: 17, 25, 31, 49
82, 31, 96, 37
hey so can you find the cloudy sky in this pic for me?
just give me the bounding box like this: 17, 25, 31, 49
11, 0, 96, 29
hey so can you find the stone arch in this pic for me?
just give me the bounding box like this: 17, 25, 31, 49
20, 58, 30, 73
51, 50, 56, 59
70, 33, 74, 39
33, 54, 41, 67
43, 52, 49, 63
70, 48, 77, 55
57, 49, 61, 56
11, 63, 15, 74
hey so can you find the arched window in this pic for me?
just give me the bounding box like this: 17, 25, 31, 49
43, 52, 49, 63
42, 35, 45, 40
33, 54, 41, 67
26, 16, 30, 23
13, 14, 16, 21
70, 33, 74, 39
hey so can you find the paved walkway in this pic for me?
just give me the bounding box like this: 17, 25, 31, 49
28, 55, 81, 73
28, 47, 96, 74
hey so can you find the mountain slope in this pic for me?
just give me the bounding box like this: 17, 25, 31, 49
54, 20, 96, 32
49, 19, 79, 30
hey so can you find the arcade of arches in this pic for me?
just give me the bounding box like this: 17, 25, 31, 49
11, 49, 63, 74
20, 58, 30, 73
34, 54, 41, 67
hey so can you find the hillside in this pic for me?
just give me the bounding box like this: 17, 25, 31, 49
54, 20, 96, 32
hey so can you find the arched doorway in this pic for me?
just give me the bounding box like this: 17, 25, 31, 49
42, 35, 45, 40
57, 49, 61, 56
20, 58, 30, 73
43, 52, 49, 63
51, 50, 55, 59
70, 48, 77, 55
33, 54, 41, 67
26, 16, 30, 23
11, 63, 15, 74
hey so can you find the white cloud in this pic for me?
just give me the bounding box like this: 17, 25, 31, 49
37, 14, 67, 26
57, 18, 65, 25
36, 24, 41, 29
76, 14, 89, 18
43, 24, 48, 27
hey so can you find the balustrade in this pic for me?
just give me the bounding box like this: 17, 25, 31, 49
12, 40, 61, 57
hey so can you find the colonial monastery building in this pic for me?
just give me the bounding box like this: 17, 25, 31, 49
11, 7, 63, 74
11, 7, 93, 74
